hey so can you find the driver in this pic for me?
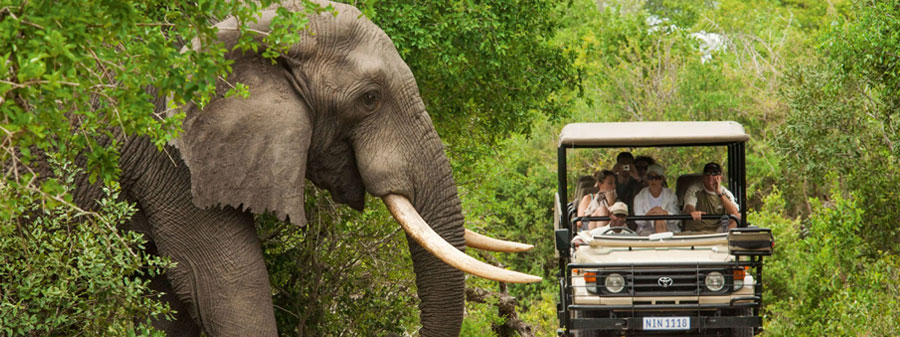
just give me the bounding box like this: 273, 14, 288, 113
571, 202, 630, 248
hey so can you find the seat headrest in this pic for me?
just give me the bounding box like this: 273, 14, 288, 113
676, 174, 704, 207
573, 175, 597, 203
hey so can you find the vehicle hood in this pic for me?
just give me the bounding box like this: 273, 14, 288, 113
573, 233, 734, 264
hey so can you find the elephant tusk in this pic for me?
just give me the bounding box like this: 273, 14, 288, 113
465, 229, 534, 253
383, 194, 542, 284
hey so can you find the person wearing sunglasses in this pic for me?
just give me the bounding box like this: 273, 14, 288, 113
633, 164, 680, 236
634, 155, 655, 188
683, 162, 740, 232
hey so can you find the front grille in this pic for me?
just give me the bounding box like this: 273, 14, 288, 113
592, 267, 735, 296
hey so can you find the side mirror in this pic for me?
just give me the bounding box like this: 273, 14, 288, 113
555, 229, 570, 258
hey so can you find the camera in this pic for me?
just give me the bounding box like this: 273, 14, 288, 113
622, 164, 630, 171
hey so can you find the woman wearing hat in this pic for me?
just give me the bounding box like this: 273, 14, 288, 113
633, 164, 681, 235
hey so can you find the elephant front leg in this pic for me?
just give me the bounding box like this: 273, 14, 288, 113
147, 206, 277, 337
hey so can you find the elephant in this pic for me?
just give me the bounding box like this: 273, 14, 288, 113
51, 1, 540, 336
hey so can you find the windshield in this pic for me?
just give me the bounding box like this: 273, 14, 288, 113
561, 145, 745, 237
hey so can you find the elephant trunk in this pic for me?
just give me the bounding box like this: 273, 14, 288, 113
396, 156, 467, 337
378, 134, 538, 336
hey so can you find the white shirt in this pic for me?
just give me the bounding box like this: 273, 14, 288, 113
633, 186, 681, 235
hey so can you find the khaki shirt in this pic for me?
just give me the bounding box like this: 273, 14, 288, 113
683, 184, 737, 232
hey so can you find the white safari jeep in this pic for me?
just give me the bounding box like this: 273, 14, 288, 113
553, 122, 773, 337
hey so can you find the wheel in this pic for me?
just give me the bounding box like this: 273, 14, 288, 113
730, 308, 754, 337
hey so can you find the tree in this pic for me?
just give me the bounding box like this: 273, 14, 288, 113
775, 0, 900, 250
357, 0, 580, 170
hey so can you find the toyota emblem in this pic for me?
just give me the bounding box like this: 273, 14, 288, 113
657, 276, 674, 288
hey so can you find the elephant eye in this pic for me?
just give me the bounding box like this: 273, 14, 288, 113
360, 90, 380, 110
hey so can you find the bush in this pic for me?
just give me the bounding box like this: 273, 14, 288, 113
761, 188, 900, 336
0, 159, 172, 336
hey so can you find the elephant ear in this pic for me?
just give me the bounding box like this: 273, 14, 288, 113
172, 12, 313, 224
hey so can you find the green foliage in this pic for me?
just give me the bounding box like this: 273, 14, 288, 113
554, 0, 802, 139
451, 0, 900, 335
767, 3, 900, 331
259, 188, 420, 336
458, 120, 558, 293
775, 0, 900, 249
0, 158, 172, 336
760, 189, 900, 336
355, 0, 581, 169
518, 290, 564, 336
461, 301, 505, 337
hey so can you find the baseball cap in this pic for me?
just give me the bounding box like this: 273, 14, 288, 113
703, 162, 722, 175
609, 201, 628, 216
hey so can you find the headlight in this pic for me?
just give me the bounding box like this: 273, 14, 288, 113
705, 271, 725, 292
605, 273, 625, 293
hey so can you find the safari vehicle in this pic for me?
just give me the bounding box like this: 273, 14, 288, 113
552, 122, 774, 337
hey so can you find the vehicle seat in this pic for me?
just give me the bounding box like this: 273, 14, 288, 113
676, 174, 704, 208
572, 175, 598, 211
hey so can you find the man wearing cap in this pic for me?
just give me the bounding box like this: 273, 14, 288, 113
683, 162, 740, 232
571, 201, 631, 248
633, 164, 681, 235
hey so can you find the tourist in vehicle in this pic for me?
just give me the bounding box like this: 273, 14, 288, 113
612, 152, 642, 214
634, 155, 655, 187
683, 162, 740, 232
633, 164, 680, 235
571, 201, 630, 248
576, 170, 617, 230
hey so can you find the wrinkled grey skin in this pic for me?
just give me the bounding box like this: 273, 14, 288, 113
68, 2, 465, 336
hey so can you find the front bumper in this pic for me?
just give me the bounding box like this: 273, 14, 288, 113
570, 315, 761, 331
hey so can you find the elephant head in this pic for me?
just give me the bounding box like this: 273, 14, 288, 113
170, 2, 539, 335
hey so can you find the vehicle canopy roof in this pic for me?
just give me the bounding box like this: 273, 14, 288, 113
558, 121, 749, 147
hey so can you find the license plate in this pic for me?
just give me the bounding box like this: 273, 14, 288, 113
642, 316, 690, 330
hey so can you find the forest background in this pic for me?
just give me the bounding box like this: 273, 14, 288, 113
1, 0, 899, 336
